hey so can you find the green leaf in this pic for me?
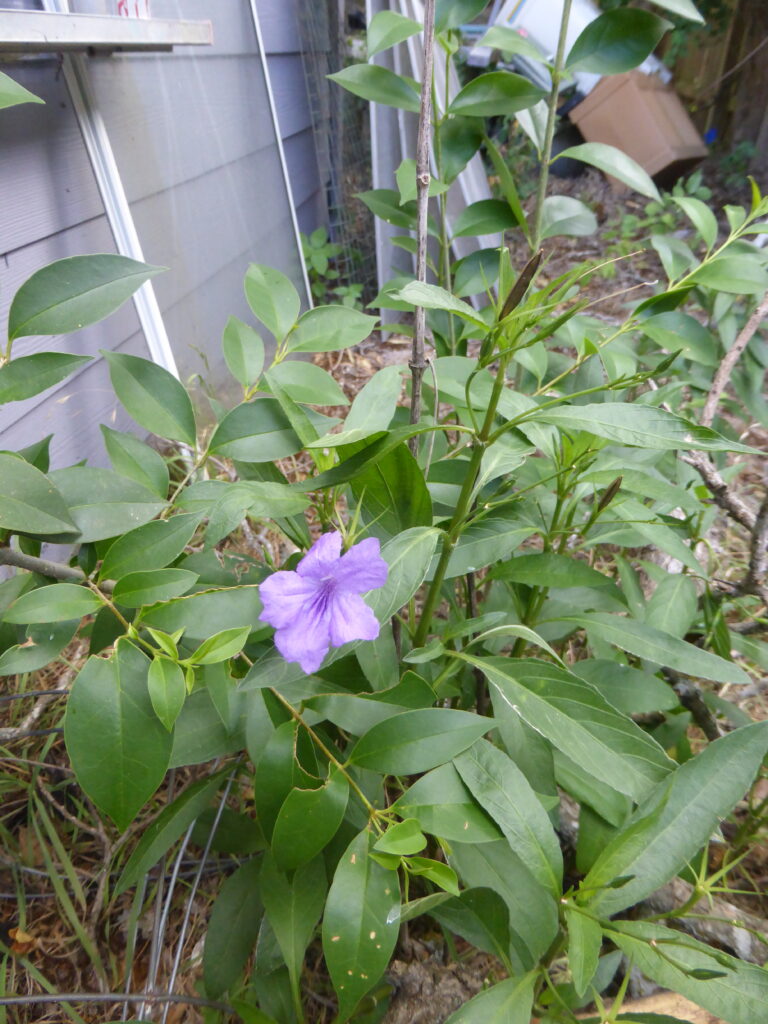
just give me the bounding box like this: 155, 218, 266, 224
534, 402, 758, 454
368, 11, 421, 57
391, 762, 502, 844
0, 454, 80, 539
244, 264, 300, 342
652, 233, 697, 282
646, 0, 703, 22
0, 70, 44, 109
572, 660, 678, 715
367, 526, 441, 623
285, 305, 379, 354
639, 311, 717, 366
140, 585, 262, 642
471, 657, 673, 802
645, 573, 698, 638
392, 281, 487, 329
311, 365, 402, 447
146, 657, 186, 731
453, 248, 503, 298
99, 513, 200, 581
436, 0, 495, 33
204, 858, 263, 998
584, 722, 768, 917
186, 625, 251, 666
430, 888, 511, 967
490, 552, 612, 589
444, 971, 537, 1023
356, 188, 417, 229
101, 426, 169, 498
262, 854, 327, 998
350, 708, 492, 774
607, 919, 768, 1022
265, 360, 347, 406
0, 620, 79, 676
8, 255, 162, 342
688, 254, 768, 294
322, 830, 400, 1022
440, 518, 536, 579
350, 442, 433, 541
271, 771, 349, 871
453, 199, 518, 238
112, 569, 197, 608
438, 118, 485, 183
407, 856, 459, 895
209, 399, 305, 461
552, 142, 661, 201
540, 195, 597, 239
566, 10, 669, 75
64, 639, 172, 829
222, 315, 265, 387
0, 352, 91, 404
672, 196, 718, 250
563, 612, 751, 686
328, 64, 420, 113
479, 26, 544, 61
448, 71, 546, 118
102, 351, 196, 445
454, 740, 563, 897
49, 466, 167, 543
565, 907, 603, 998
116, 770, 227, 893
374, 818, 426, 856
395, 157, 448, 205
4, 583, 103, 624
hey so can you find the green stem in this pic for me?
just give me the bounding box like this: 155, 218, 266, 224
531, 0, 574, 251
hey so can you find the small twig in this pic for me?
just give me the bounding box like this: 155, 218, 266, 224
681, 452, 756, 532
408, 0, 436, 457
0, 546, 115, 593
702, 289, 768, 428
745, 492, 768, 598
664, 669, 721, 741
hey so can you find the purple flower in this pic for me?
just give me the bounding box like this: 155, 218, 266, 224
259, 531, 388, 674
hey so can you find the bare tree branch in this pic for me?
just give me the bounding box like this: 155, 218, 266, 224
701, 288, 768, 427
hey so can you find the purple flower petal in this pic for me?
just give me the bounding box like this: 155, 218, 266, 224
259, 572, 320, 629
334, 537, 388, 592
273, 619, 330, 674
296, 531, 342, 580
327, 590, 380, 647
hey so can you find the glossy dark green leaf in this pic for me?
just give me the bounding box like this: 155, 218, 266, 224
453, 199, 518, 237
101, 426, 170, 498
99, 513, 200, 581
271, 771, 349, 871
0, 352, 90, 404
244, 264, 300, 342
186, 625, 251, 666
391, 762, 502, 843
112, 569, 198, 608
436, 0, 494, 33
430, 887, 512, 968
209, 399, 304, 461
351, 442, 432, 541
444, 971, 536, 1023
0, 453, 79, 539
552, 142, 660, 200
4, 583, 103, 624
448, 72, 545, 118
146, 656, 186, 732
116, 770, 227, 893
0, 69, 44, 109
222, 315, 265, 387
64, 639, 172, 829
356, 188, 417, 229
454, 740, 562, 896
349, 708, 491, 774
584, 722, 768, 917
0, 619, 78, 676
262, 853, 327, 998
322, 829, 400, 1022
49, 466, 167, 543
566, 10, 669, 75
438, 117, 484, 183
8, 255, 162, 342
204, 858, 263, 997
141, 586, 262, 642
367, 10, 421, 56
328, 64, 420, 113
607, 919, 768, 1022
102, 351, 196, 445
470, 656, 673, 802
254, 721, 318, 842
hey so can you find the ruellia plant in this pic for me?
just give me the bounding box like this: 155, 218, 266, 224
2, 2, 768, 1022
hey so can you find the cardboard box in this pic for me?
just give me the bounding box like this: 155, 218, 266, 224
569, 70, 707, 188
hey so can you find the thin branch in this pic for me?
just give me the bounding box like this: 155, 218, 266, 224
702, 289, 768, 427
745, 491, 768, 598
409, 0, 436, 457
0, 546, 115, 594
682, 452, 756, 532
664, 669, 722, 741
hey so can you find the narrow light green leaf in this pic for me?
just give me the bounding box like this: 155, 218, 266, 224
286, 305, 379, 354
9, 255, 163, 342
222, 315, 265, 387
322, 830, 400, 1022
147, 657, 187, 731
0, 453, 80, 539
244, 264, 300, 342
310, 365, 402, 447
4, 583, 103, 624
373, 818, 426, 856
350, 708, 492, 774
585, 722, 768, 916
448, 71, 546, 118
565, 907, 603, 998
0, 70, 44, 109
0, 352, 90, 404
454, 740, 563, 896
552, 142, 661, 201
187, 626, 251, 666
479, 26, 544, 61
563, 612, 751, 685
367, 11, 421, 57
672, 196, 718, 250
64, 639, 172, 829
392, 281, 487, 329
99, 513, 200, 581
565, 10, 669, 75
646, 0, 704, 22
328, 64, 420, 113
573, 660, 678, 715
265, 360, 348, 406
102, 350, 196, 445
204, 858, 263, 998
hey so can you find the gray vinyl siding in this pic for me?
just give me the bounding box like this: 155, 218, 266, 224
0, 0, 323, 468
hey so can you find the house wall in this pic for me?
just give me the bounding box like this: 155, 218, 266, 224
0, 0, 323, 467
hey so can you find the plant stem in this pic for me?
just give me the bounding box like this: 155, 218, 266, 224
531, 0, 574, 251
409, 0, 437, 456
0, 546, 114, 593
